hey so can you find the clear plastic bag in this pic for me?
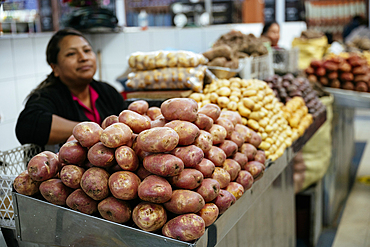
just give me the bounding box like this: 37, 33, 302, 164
128, 50, 208, 71
126, 66, 207, 92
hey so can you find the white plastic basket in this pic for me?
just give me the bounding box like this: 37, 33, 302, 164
272, 47, 299, 74
239, 53, 274, 80
0, 144, 42, 229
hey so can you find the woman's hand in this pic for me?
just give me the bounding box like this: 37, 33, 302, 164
48, 115, 79, 145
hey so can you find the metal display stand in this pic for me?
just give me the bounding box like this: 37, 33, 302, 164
11, 116, 327, 247
322, 87, 366, 227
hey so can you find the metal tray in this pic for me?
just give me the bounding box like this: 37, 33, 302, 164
13, 152, 289, 247
324, 87, 370, 108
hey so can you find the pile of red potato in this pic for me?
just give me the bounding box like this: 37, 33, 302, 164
305, 54, 370, 92
13, 98, 266, 242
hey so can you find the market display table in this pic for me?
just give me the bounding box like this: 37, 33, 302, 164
11, 112, 326, 247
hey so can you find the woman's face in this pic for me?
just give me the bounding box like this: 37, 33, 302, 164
52, 35, 97, 87
266, 23, 280, 47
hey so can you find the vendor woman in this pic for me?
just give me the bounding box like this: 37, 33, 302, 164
16, 28, 124, 149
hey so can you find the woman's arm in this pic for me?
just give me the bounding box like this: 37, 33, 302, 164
47, 115, 79, 145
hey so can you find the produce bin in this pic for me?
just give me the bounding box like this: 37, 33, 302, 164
272, 48, 299, 75
0, 144, 42, 229
239, 53, 274, 80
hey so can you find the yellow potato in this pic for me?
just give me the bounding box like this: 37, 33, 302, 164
217, 97, 230, 108
210, 92, 219, 103
247, 119, 259, 131
242, 98, 255, 110
217, 87, 231, 97
261, 132, 268, 141
253, 103, 262, 111
241, 117, 248, 125
259, 141, 271, 150
227, 101, 238, 111
229, 95, 240, 102
189, 93, 203, 102
259, 119, 268, 128
238, 105, 251, 118
243, 90, 257, 97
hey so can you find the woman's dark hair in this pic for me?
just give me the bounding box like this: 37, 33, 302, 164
262, 21, 279, 36
26, 28, 89, 100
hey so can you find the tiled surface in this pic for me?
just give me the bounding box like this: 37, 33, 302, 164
0, 39, 15, 81
0, 80, 18, 122
332, 110, 370, 247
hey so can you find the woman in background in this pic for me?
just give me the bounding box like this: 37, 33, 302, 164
15, 28, 124, 149
261, 21, 280, 48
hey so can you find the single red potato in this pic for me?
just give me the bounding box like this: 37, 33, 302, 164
165, 120, 200, 146
215, 118, 234, 139
193, 130, 213, 153
146, 107, 162, 120
115, 146, 139, 171
39, 179, 72, 206
162, 213, 205, 242
212, 167, 231, 188
58, 140, 87, 166
198, 103, 221, 122
132, 202, 167, 232
109, 171, 141, 200
143, 153, 184, 177
66, 189, 98, 215
73, 121, 103, 148
244, 161, 265, 180
119, 110, 151, 134
228, 131, 244, 148
170, 145, 204, 168
13, 170, 41, 196
100, 122, 133, 148
197, 203, 219, 227
209, 124, 227, 145
80, 167, 110, 201
234, 124, 252, 143
225, 182, 244, 200
128, 100, 149, 115
254, 150, 266, 164
239, 143, 257, 161
168, 169, 204, 190
27, 151, 62, 181
249, 131, 262, 148
137, 127, 179, 153
196, 178, 220, 202
219, 140, 238, 157
219, 110, 242, 126
194, 113, 214, 131
232, 152, 248, 168
236, 170, 254, 190
98, 197, 132, 224
60, 165, 85, 189
222, 159, 241, 181
150, 115, 167, 128
161, 98, 198, 122
194, 158, 215, 178
212, 189, 236, 214
87, 142, 116, 168
164, 190, 205, 214
101, 115, 119, 129
205, 146, 227, 167
138, 175, 172, 203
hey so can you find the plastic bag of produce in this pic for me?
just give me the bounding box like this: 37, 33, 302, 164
125, 66, 206, 92
292, 36, 328, 70
128, 50, 208, 71
299, 95, 333, 192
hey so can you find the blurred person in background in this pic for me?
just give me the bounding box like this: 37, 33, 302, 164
261, 21, 280, 48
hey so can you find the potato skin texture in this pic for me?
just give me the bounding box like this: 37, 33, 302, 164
225, 182, 244, 200
27, 151, 62, 182
138, 175, 172, 203
228, 131, 244, 148
115, 146, 139, 171
193, 130, 213, 153
212, 189, 236, 214
100, 123, 133, 148
66, 189, 98, 215
223, 159, 241, 181
170, 145, 204, 168
162, 213, 205, 242
58, 140, 87, 166
119, 110, 151, 134
161, 98, 198, 122
143, 153, 184, 177
197, 203, 219, 227
165, 120, 200, 146
196, 178, 220, 202
109, 171, 141, 200
80, 167, 110, 201
128, 100, 149, 115
164, 190, 205, 214
236, 170, 254, 190
198, 104, 221, 122
73, 122, 103, 148
39, 179, 72, 206
168, 169, 204, 190
212, 167, 231, 189
87, 142, 116, 168
194, 113, 214, 131
98, 197, 132, 224
146, 107, 162, 120
194, 158, 215, 178
215, 118, 234, 139
244, 161, 265, 180
205, 146, 227, 167
13, 170, 41, 196
239, 143, 257, 161
101, 115, 119, 129
60, 165, 85, 189
219, 140, 238, 158
137, 127, 179, 153
209, 124, 227, 145
132, 202, 167, 232
232, 152, 248, 168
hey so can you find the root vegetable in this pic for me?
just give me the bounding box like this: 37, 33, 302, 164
109, 171, 141, 200
98, 197, 132, 223
13, 170, 41, 196
80, 167, 110, 201
60, 165, 85, 189
138, 175, 172, 203
66, 189, 98, 214
132, 202, 167, 232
